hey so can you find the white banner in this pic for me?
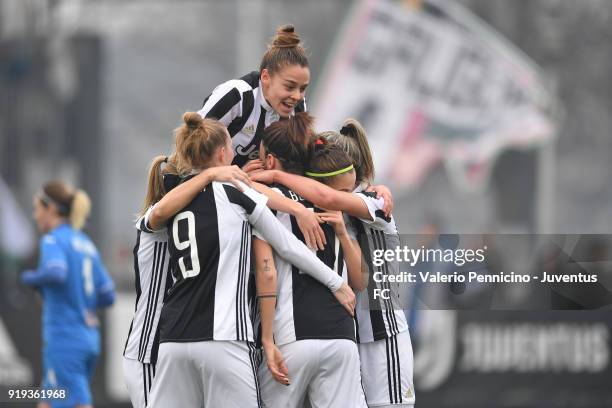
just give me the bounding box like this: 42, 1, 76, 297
313, 0, 557, 191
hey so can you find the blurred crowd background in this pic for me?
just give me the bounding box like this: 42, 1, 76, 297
1, 0, 612, 407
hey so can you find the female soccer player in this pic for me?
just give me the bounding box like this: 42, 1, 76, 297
146, 113, 355, 408
123, 155, 251, 408
124, 151, 324, 406
198, 24, 309, 170
253, 121, 416, 408
21, 181, 115, 408
254, 113, 368, 408
198, 23, 393, 217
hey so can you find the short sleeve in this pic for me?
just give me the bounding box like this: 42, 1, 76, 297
355, 192, 385, 223
355, 192, 397, 233
39, 234, 68, 272
139, 204, 166, 234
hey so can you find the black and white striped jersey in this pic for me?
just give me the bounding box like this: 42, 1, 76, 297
254, 184, 356, 346
198, 71, 306, 168
349, 189, 408, 343
158, 181, 344, 344
124, 210, 174, 364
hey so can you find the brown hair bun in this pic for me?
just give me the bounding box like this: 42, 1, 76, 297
272, 24, 301, 48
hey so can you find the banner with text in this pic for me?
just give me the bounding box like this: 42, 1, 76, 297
313, 0, 557, 191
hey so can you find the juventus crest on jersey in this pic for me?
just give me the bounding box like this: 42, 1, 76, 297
198, 71, 306, 167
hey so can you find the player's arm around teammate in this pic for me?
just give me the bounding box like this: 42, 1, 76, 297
146, 162, 251, 230
140, 121, 352, 310
123, 155, 255, 408
305, 129, 415, 407
252, 239, 291, 386
249, 113, 367, 408
254, 120, 416, 407
300, 123, 418, 407
252, 166, 373, 221
252, 181, 326, 250
147, 160, 326, 251
148, 113, 353, 408
317, 209, 368, 291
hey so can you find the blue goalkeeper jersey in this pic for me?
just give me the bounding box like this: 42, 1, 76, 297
34, 223, 115, 351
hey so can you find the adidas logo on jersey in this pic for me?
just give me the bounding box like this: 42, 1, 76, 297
243, 124, 255, 136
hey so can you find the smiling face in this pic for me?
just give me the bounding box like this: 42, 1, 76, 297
261, 64, 310, 118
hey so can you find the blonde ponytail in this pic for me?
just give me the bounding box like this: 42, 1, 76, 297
139, 155, 169, 216
69, 189, 91, 230
40, 181, 92, 230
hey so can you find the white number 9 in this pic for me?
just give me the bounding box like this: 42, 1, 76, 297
172, 211, 201, 279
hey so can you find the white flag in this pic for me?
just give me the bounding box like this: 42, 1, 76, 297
313, 0, 557, 191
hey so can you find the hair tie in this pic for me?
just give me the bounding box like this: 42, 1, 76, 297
305, 164, 354, 178
339, 125, 351, 136
164, 156, 168, 163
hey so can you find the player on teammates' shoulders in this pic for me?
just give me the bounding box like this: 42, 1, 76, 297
198, 24, 309, 171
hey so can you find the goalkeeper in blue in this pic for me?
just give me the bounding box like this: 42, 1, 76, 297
21, 180, 115, 408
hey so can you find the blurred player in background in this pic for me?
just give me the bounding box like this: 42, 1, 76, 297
21, 181, 116, 408
254, 120, 415, 407
122, 154, 250, 407
146, 113, 354, 408
254, 113, 368, 408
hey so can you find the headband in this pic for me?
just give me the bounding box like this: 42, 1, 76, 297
37, 190, 71, 215
305, 164, 354, 178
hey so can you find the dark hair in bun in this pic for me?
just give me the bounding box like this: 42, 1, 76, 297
262, 112, 313, 174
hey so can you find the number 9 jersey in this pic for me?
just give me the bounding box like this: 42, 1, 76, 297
158, 181, 269, 343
